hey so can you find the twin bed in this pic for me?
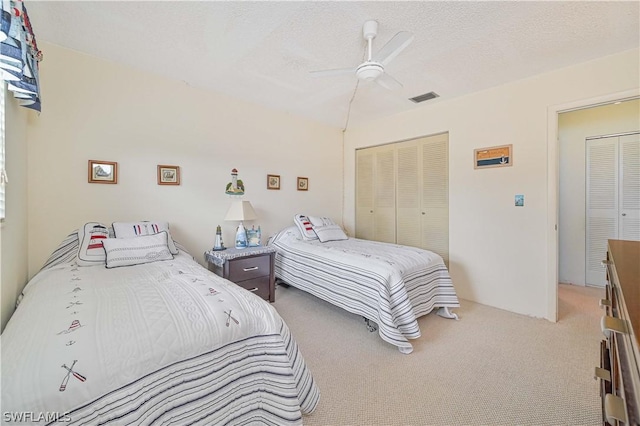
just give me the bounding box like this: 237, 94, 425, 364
1, 224, 318, 425
269, 215, 460, 355
2, 216, 458, 423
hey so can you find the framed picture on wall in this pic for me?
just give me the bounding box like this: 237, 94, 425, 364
474, 144, 513, 169
267, 174, 280, 190
297, 177, 308, 191
158, 165, 180, 185
88, 160, 118, 184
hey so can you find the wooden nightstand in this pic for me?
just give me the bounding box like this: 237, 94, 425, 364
205, 246, 276, 302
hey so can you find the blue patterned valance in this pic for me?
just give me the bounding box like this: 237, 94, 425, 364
0, 0, 41, 111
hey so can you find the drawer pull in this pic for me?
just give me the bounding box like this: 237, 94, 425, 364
594, 367, 611, 382
247, 287, 259, 292
599, 299, 611, 309
604, 394, 628, 424
601, 315, 628, 338
243, 266, 259, 272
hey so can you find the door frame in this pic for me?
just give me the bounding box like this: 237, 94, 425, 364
546, 88, 639, 322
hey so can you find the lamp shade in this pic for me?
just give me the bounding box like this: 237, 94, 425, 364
224, 200, 257, 222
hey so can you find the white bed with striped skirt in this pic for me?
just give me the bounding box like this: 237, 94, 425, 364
269, 226, 460, 354
1, 232, 319, 425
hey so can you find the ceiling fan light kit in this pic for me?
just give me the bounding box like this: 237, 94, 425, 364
310, 19, 414, 90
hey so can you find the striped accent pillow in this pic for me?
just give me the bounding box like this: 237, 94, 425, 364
313, 224, 348, 243
102, 231, 173, 269
77, 222, 110, 266
112, 221, 178, 254
293, 214, 318, 241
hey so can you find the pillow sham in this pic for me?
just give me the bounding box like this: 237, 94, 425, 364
112, 221, 178, 254
313, 224, 348, 243
102, 231, 173, 269
308, 216, 336, 227
293, 214, 318, 241
77, 222, 110, 266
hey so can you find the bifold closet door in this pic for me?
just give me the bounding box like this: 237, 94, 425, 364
586, 137, 619, 287
355, 146, 396, 243
374, 148, 396, 243
420, 134, 449, 264
356, 149, 375, 240
619, 133, 640, 241
396, 142, 421, 248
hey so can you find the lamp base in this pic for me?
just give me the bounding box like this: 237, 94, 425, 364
235, 222, 248, 249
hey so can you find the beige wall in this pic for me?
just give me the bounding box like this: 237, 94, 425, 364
27, 43, 342, 278
344, 49, 640, 320
558, 100, 640, 286
1, 88, 29, 331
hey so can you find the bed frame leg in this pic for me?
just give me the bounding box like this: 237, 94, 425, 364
437, 307, 459, 320
363, 317, 378, 332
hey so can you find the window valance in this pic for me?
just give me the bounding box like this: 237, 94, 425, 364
1, 0, 41, 111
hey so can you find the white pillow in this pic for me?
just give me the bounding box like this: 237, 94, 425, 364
308, 216, 336, 227
293, 214, 318, 241
102, 231, 173, 269
112, 221, 178, 254
313, 224, 348, 243
77, 222, 110, 266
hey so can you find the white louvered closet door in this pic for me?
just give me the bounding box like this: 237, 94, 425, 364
420, 134, 449, 264
619, 134, 640, 241
355, 149, 375, 240
374, 148, 397, 243
586, 137, 619, 286
396, 142, 421, 247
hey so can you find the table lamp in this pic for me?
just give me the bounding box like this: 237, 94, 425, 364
224, 200, 257, 249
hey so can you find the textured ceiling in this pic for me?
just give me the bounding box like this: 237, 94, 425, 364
27, 1, 640, 129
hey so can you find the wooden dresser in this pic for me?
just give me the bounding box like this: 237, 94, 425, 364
598, 239, 640, 425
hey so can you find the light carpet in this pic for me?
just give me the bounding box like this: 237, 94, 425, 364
273, 283, 604, 426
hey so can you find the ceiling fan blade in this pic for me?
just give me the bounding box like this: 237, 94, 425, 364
309, 67, 356, 78
375, 72, 403, 90
372, 31, 414, 65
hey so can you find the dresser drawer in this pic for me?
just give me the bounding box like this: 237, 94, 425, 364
235, 276, 270, 301
228, 255, 270, 281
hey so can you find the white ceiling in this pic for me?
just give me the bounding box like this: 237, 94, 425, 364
27, 1, 640, 129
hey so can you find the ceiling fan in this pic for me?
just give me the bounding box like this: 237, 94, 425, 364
310, 20, 414, 90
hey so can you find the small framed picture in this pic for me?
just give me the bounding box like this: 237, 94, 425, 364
267, 174, 280, 190
158, 165, 180, 185
88, 160, 118, 184
297, 177, 309, 191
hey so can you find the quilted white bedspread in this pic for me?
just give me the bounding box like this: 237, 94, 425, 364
270, 227, 459, 354
1, 247, 318, 425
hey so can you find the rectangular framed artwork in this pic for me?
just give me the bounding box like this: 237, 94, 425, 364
88, 160, 118, 184
267, 174, 280, 190
474, 144, 513, 169
297, 177, 308, 191
158, 165, 180, 185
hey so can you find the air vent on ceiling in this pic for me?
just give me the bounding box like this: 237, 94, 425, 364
409, 91, 439, 103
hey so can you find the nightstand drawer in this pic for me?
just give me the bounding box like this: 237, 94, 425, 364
235, 276, 270, 301
229, 255, 270, 281
205, 247, 276, 303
